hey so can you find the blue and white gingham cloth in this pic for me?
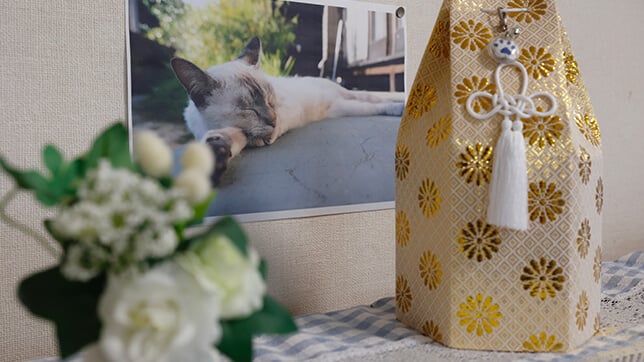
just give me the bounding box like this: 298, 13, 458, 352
254, 251, 644, 362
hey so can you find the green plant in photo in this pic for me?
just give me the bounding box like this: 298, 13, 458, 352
144, 0, 297, 76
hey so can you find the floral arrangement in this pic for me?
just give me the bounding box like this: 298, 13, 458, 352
0, 123, 296, 362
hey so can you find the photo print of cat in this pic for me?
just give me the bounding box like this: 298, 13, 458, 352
171, 37, 405, 186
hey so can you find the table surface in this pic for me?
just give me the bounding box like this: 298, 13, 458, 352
254, 251, 644, 362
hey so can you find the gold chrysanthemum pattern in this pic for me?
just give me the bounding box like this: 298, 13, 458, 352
429, 19, 450, 59
596, 177, 604, 214
456, 143, 493, 186
593, 247, 602, 283
456, 294, 502, 336
452, 20, 493, 51
576, 291, 589, 331
418, 178, 442, 220
457, 220, 501, 262
522, 108, 564, 149
578, 146, 592, 185
406, 82, 437, 121
564, 52, 580, 84
575, 113, 602, 147
576, 219, 591, 258
396, 275, 413, 313
519, 46, 556, 80
395, 145, 411, 181
522, 332, 564, 352
594, 313, 601, 335
507, 0, 548, 24
455, 76, 496, 113
520, 257, 566, 301
421, 320, 443, 342
419, 250, 443, 290
528, 181, 566, 224
396, 211, 410, 248
426, 115, 452, 148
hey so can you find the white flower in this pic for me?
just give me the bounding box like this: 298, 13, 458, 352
174, 169, 211, 204
134, 131, 173, 178
177, 235, 266, 319
182, 141, 215, 176
98, 263, 221, 362
53, 160, 194, 280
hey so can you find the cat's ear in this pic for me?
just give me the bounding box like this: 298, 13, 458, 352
171, 58, 221, 108
238, 36, 261, 67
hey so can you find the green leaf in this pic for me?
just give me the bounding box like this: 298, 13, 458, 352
217, 295, 297, 362
18, 267, 105, 358
210, 216, 248, 256
0, 156, 48, 190
43, 145, 64, 177
187, 191, 216, 227
258, 259, 267, 281
85, 123, 133, 171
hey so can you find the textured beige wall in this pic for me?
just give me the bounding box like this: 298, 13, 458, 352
0, 0, 642, 361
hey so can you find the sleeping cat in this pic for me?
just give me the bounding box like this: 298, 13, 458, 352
171, 37, 404, 185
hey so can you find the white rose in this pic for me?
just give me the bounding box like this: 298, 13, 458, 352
174, 169, 211, 204
98, 263, 221, 362
133, 131, 173, 178
177, 235, 266, 319
182, 141, 215, 175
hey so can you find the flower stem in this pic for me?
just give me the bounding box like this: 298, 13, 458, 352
0, 188, 60, 258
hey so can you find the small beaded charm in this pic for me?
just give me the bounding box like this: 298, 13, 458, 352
488, 35, 519, 63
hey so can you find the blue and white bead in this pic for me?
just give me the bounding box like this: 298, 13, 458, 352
488, 36, 519, 63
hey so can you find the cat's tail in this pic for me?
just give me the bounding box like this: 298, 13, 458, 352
383, 102, 405, 116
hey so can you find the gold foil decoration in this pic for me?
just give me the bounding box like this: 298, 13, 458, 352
419, 250, 443, 290
593, 247, 602, 283
422, 320, 443, 342
522, 332, 564, 352
407, 83, 437, 120
418, 178, 442, 219
519, 46, 556, 80
396, 275, 413, 313
576, 219, 591, 258
575, 113, 602, 147
426, 115, 452, 148
528, 181, 566, 223
522, 108, 563, 148
520, 258, 566, 301
456, 219, 501, 262
507, 0, 548, 23
575, 291, 589, 330
395, 145, 411, 181
455, 76, 495, 112
456, 294, 502, 336
564, 52, 579, 83
595, 177, 604, 214
396, 211, 411, 247
578, 146, 592, 184
452, 20, 493, 51
429, 19, 451, 58
456, 143, 493, 185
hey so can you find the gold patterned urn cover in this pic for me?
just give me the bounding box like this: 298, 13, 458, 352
395, 0, 602, 352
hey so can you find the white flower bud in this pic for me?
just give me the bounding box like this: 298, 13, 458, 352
174, 169, 211, 204
182, 141, 214, 176
133, 131, 173, 178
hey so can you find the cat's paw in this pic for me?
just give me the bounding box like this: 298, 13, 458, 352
204, 133, 232, 186
384, 102, 405, 116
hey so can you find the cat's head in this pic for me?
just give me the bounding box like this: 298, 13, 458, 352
171, 37, 276, 140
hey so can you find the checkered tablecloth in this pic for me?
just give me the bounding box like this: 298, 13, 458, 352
254, 251, 644, 362
37, 252, 644, 362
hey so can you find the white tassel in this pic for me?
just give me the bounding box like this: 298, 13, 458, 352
486, 119, 528, 230
466, 58, 556, 231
